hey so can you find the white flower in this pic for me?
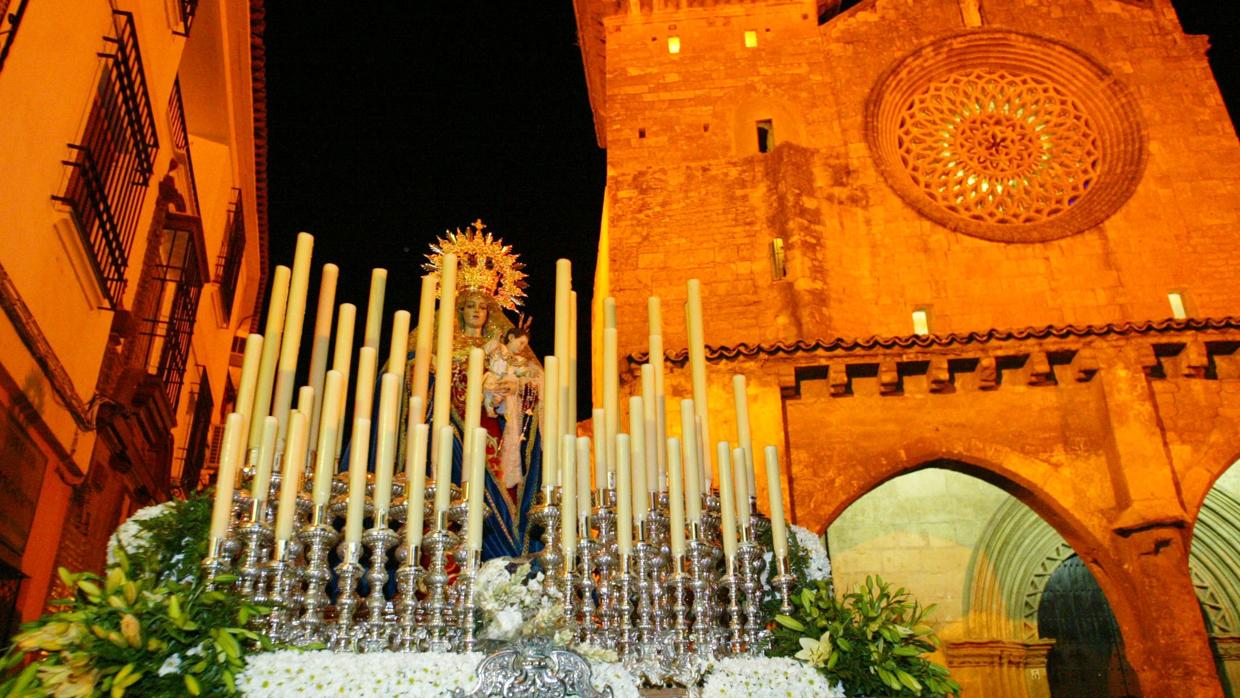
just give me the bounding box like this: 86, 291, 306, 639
105, 501, 174, 565
792, 524, 832, 581
481, 608, 523, 641
702, 656, 846, 698
157, 653, 182, 676
794, 631, 832, 668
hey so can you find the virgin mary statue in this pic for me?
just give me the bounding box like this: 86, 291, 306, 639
402, 222, 544, 560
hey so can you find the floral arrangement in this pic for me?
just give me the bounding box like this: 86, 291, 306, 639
473, 558, 571, 645
0, 495, 272, 697
790, 524, 831, 581
235, 650, 641, 698
771, 576, 960, 697
701, 656, 845, 698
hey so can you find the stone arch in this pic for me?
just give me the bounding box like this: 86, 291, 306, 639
1191, 472, 1240, 636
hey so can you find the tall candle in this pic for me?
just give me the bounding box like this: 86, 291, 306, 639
431, 255, 458, 467
306, 264, 338, 458
250, 416, 278, 503
373, 373, 399, 516
353, 347, 378, 425
681, 400, 702, 523
765, 445, 788, 558
576, 436, 591, 526
363, 268, 387, 350
640, 366, 657, 491
388, 310, 411, 390
297, 386, 314, 419
433, 425, 454, 523
208, 412, 245, 542
733, 446, 751, 537
248, 265, 290, 456
667, 437, 686, 558
560, 433, 576, 567
234, 333, 263, 426
344, 417, 371, 546
542, 355, 560, 489
717, 442, 737, 559
649, 296, 667, 484
733, 374, 756, 495
274, 411, 307, 542
685, 279, 712, 484
330, 303, 357, 463
555, 260, 571, 435
603, 326, 618, 478
568, 291, 578, 436
629, 396, 647, 521
312, 371, 342, 506
271, 233, 314, 447
411, 275, 436, 421
616, 434, 633, 555
405, 420, 429, 548
462, 347, 485, 483
592, 408, 606, 491
466, 427, 487, 552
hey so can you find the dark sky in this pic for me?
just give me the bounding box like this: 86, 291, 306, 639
263, 2, 1238, 391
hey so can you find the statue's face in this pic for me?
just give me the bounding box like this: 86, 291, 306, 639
459, 296, 488, 332
506, 335, 529, 355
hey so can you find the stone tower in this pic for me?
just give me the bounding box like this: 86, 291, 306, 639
573, 0, 1240, 695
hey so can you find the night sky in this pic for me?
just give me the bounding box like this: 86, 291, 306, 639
262, 2, 1238, 394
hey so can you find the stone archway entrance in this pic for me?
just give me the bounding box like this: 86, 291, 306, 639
1037, 555, 1141, 698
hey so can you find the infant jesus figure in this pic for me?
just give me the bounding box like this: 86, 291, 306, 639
482, 321, 540, 489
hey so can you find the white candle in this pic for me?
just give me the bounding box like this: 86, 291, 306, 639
462, 347, 485, 484
765, 445, 788, 558
330, 303, 357, 463
681, 400, 702, 523
249, 265, 290, 456
250, 416, 278, 503
555, 260, 571, 435
592, 408, 606, 491
616, 434, 633, 555
353, 346, 378, 425
274, 411, 307, 543
604, 296, 617, 330
296, 386, 314, 419
208, 412, 245, 542
433, 425, 454, 524
373, 373, 399, 516
568, 291, 578, 437
405, 420, 429, 548
649, 296, 667, 485
466, 427, 487, 552
542, 355, 559, 489
306, 264, 338, 458
603, 326, 618, 479
411, 275, 436, 422
733, 446, 750, 538
685, 279, 712, 483
560, 433, 576, 567
629, 396, 647, 522
576, 436, 591, 527
344, 417, 371, 546
271, 233, 314, 447
312, 371, 342, 506
363, 268, 387, 350
717, 442, 737, 560
733, 374, 756, 496
234, 333, 264, 427
667, 437, 685, 558
388, 310, 411, 390
431, 255, 458, 468
640, 366, 657, 491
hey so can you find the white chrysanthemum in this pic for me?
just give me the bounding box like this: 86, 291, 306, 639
792, 524, 832, 581
157, 653, 182, 677
702, 656, 846, 698
105, 501, 175, 565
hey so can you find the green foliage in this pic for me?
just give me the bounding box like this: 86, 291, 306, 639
770, 576, 961, 698
0, 495, 272, 697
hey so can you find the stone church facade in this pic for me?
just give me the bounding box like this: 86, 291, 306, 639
572, 0, 1240, 695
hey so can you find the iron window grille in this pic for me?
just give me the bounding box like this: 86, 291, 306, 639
168, 78, 201, 216
173, 0, 199, 37
178, 367, 213, 491
0, 0, 29, 74
137, 217, 206, 409
52, 11, 159, 309
215, 191, 246, 319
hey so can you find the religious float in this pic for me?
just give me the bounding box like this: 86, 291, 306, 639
1, 225, 959, 697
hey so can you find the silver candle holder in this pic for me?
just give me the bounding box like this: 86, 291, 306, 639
330, 540, 364, 651
393, 542, 423, 651
458, 548, 482, 652
423, 515, 459, 652
235, 499, 274, 600
361, 515, 400, 651
296, 504, 338, 645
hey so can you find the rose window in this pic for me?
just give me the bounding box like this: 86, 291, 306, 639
868, 32, 1146, 242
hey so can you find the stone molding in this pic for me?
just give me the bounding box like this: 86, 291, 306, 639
945, 639, 1055, 668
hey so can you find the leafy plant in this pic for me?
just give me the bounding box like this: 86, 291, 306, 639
771, 576, 960, 698
0, 495, 272, 697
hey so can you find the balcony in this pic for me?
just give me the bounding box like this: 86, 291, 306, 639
215, 191, 246, 320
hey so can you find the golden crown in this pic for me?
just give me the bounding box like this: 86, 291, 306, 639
423, 219, 528, 311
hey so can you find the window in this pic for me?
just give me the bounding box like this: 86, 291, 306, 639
1168, 292, 1187, 320
138, 218, 205, 408
667, 36, 680, 54
168, 79, 200, 216
912, 308, 931, 336
770, 238, 786, 280
52, 11, 159, 308
216, 191, 246, 318
756, 119, 774, 153
177, 368, 213, 491
744, 30, 758, 48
